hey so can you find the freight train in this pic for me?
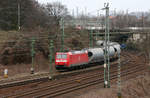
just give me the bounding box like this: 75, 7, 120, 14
55, 41, 121, 70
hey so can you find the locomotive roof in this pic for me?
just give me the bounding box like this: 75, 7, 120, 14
70, 50, 87, 54
56, 50, 87, 54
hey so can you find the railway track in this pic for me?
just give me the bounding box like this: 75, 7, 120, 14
1, 51, 147, 98
0, 51, 125, 89
0, 73, 49, 89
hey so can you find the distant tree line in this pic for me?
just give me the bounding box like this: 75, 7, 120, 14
0, 0, 69, 31
0, 0, 150, 31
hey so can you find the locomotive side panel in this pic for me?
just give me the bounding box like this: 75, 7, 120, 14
70, 53, 89, 67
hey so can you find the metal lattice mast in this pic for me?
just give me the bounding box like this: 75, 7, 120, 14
49, 40, 54, 79
104, 14, 107, 88
89, 29, 93, 47
149, 33, 150, 65
103, 4, 107, 88
31, 37, 35, 74
106, 4, 110, 88
117, 52, 122, 98
60, 18, 65, 52
18, 1, 21, 31
103, 3, 110, 88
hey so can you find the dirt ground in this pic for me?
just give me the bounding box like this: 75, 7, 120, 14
76, 72, 150, 98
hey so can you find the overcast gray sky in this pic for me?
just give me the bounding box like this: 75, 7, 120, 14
37, 0, 150, 15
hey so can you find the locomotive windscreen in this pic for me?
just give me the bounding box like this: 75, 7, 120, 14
56, 54, 67, 59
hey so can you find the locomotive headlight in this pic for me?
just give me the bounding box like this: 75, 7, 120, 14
56, 60, 60, 62
63, 60, 67, 62
56, 60, 67, 62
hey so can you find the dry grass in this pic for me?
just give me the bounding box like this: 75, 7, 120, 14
0, 29, 90, 76
0, 49, 51, 77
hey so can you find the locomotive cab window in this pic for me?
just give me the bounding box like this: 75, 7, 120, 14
62, 54, 67, 59
56, 54, 67, 59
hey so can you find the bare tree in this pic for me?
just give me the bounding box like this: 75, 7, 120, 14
45, 2, 68, 26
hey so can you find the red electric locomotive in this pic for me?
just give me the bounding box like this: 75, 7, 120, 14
55, 50, 89, 70
55, 41, 121, 70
